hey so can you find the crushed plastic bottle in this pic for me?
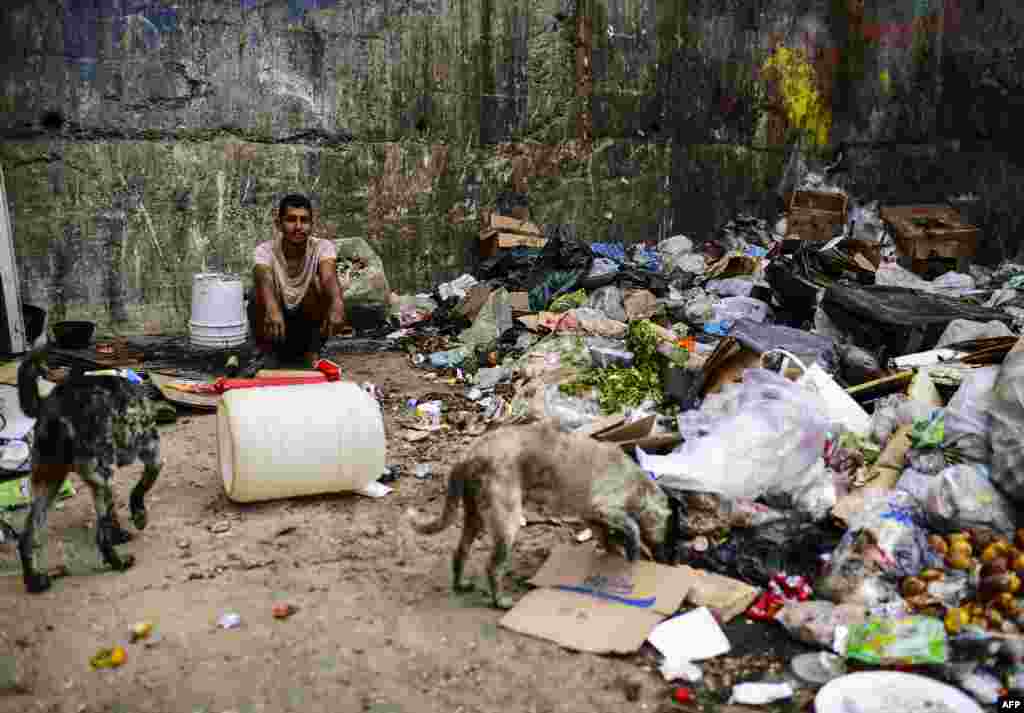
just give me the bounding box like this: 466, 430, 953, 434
217, 612, 242, 630
428, 348, 469, 368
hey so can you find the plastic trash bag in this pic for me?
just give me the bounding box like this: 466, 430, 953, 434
988, 339, 1024, 503
776, 600, 868, 651
870, 394, 936, 447
944, 365, 999, 464
925, 464, 1016, 535
579, 257, 620, 291
817, 491, 941, 607
896, 468, 935, 504
641, 368, 830, 500
705, 278, 755, 297
712, 296, 772, 324
541, 383, 602, 431
936, 319, 1015, 349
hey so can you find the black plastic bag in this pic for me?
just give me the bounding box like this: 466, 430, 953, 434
822, 284, 1013, 357
679, 517, 844, 587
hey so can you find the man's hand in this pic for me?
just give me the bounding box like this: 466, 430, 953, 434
322, 298, 346, 338
265, 305, 286, 342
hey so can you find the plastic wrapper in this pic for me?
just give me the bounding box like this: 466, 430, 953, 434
905, 448, 947, 474
910, 410, 945, 450
895, 468, 935, 504
705, 278, 755, 297
585, 285, 626, 322
845, 616, 949, 665
541, 383, 602, 432
924, 463, 1016, 535
870, 394, 936, 447
943, 365, 998, 464
775, 600, 868, 651
790, 459, 838, 522
817, 491, 941, 606
730, 319, 841, 376
711, 296, 772, 325
646, 368, 830, 500
988, 342, 1024, 503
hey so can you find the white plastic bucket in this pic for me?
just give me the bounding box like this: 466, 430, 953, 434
217, 381, 386, 503
189, 272, 247, 348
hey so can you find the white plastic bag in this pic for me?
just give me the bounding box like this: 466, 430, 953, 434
925, 464, 1016, 535
989, 340, 1024, 502
712, 296, 772, 324
641, 368, 829, 500
761, 350, 871, 436
943, 365, 998, 464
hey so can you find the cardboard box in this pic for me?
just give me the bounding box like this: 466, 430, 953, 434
880, 204, 979, 262
499, 545, 693, 654
507, 291, 532, 316
785, 190, 849, 242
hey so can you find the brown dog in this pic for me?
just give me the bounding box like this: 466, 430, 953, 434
405, 421, 671, 609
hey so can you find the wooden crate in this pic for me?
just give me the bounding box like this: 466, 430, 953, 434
479, 233, 548, 258
879, 204, 979, 262
785, 190, 848, 242
479, 213, 546, 258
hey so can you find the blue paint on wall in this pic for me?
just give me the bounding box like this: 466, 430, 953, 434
63, 0, 178, 77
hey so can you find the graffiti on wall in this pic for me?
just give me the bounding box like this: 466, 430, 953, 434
240, 0, 342, 23
64, 0, 179, 80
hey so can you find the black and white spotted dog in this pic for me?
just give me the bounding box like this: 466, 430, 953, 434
10, 349, 162, 593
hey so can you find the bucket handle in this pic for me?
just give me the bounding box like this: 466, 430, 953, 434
760, 348, 810, 378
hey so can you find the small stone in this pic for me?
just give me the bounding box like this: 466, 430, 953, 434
209, 521, 231, 534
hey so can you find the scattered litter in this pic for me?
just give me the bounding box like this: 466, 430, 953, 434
356, 481, 392, 498
647, 607, 732, 662
575, 528, 593, 543
130, 621, 153, 643
272, 603, 298, 619
728, 681, 794, 705
89, 646, 126, 670
414, 463, 433, 480
217, 612, 242, 630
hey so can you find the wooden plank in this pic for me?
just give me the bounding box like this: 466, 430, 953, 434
490, 214, 542, 236
496, 233, 547, 249
0, 165, 26, 354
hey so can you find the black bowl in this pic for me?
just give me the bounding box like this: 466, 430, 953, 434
52, 320, 96, 349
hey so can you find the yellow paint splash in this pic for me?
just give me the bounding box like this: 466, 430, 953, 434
762, 45, 831, 146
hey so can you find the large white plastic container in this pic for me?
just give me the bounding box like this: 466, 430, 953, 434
190, 272, 247, 348
217, 381, 386, 503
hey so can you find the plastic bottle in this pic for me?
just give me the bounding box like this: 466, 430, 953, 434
428, 347, 469, 368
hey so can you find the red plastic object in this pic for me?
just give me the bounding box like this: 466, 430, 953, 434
313, 358, 342, 382
214, 376, 327, 393
673, 687, 693, 704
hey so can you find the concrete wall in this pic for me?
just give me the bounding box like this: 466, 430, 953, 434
0, 0, 1022, 334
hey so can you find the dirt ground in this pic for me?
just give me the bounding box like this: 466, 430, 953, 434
0, 351, 743, 713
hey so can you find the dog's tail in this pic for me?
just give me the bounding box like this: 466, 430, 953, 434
404, 459, 477, 535
17, 348, 48, 418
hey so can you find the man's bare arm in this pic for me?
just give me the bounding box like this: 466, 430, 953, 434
318, 258, 344, 307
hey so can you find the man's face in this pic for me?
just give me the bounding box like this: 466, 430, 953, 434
278, 207, 312, 246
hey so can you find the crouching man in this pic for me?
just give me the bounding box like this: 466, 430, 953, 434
249, 194, 346, 367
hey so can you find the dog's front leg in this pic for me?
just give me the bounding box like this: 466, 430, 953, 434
79, 461, 135, 572
18, 467, 66, 593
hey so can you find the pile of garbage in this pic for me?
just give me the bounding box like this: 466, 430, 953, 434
370, 174, 1024, 709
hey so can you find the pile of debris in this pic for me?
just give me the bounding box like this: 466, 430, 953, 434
374, 178, 1024, 709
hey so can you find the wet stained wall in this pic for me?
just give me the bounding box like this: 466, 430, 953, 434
0, 0, 1022, 333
